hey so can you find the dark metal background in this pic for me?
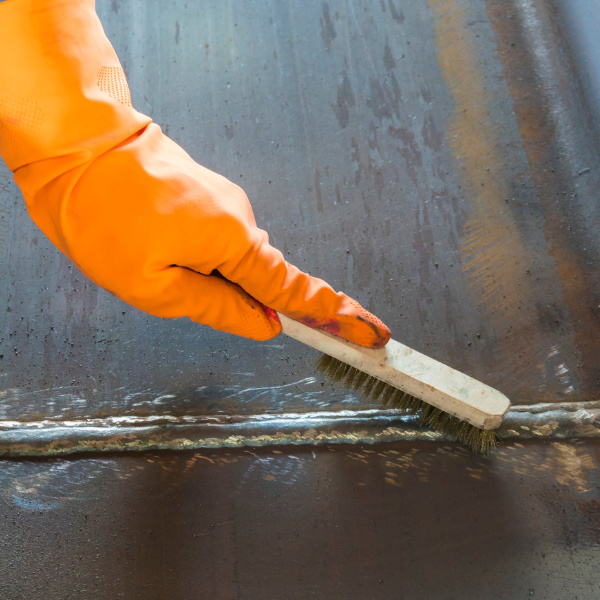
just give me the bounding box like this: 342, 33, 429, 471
2, 0, 599, 431
1, 0, 600, 597
2, 440, 600, 599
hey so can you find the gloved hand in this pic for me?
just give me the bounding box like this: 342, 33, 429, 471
0, 0, 391, 348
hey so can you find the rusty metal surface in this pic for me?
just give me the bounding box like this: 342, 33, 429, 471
3, 3, 600, 597
1, 440, 600, 599
1, 0, 600, 448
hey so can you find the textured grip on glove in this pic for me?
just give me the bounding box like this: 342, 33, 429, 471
97, 66, 133, 106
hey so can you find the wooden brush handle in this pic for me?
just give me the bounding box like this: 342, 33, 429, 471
278, 313, 510, 430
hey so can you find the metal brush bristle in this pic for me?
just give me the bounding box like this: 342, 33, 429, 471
316, 354, 498, 454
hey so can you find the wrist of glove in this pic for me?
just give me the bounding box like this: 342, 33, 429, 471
0, 0, 391, 348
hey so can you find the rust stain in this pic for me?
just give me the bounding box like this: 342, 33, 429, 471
483, 0, 600, 398
428, 0, 554, 390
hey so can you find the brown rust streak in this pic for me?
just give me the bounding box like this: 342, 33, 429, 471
483, 0, 600, 398
428, 0, 546, 385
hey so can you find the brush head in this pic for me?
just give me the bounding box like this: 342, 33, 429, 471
316, 354, 498, 454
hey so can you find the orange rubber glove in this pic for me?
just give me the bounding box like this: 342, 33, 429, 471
0, 0, 391, 348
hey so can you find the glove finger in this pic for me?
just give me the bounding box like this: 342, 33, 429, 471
219, 232, 391, 349
141, 266, 281, 341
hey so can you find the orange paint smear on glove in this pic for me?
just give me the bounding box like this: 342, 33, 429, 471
0, 0, 391, 349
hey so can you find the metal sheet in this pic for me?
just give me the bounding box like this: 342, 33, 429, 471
1, 0, 599, 444
2, 3, 600, 596
1, 440, 600, 599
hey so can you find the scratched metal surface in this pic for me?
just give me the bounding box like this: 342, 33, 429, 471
1, 440, 600, 599
1, 0, 599, 431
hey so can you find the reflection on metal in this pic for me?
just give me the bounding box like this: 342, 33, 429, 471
430, 0, 558, 390
1, 400, 599, 456
484, 0, 600, 400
